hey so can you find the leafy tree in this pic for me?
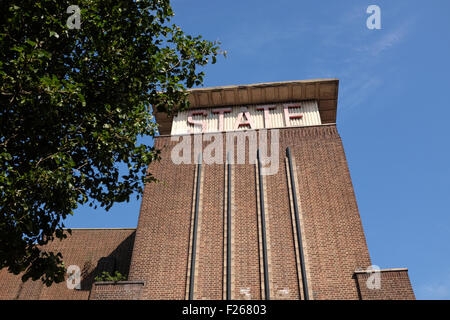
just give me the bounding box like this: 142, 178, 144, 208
0, 0, 221, 286
94, 271, 127, 282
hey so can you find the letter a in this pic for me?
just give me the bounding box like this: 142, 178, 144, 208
366, 5, 381, 30
67, 5, 81, 30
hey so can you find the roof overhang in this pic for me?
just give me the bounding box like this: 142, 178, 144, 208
155, 79, 339, 135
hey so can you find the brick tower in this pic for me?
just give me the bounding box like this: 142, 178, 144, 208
126, 79, 415, 300
0, 79, 415, 300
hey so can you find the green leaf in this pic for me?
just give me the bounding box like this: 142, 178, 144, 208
49, 31, 59, 39
0, 0, 221, 287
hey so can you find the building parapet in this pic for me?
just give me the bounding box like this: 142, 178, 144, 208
90, 281, 145, 300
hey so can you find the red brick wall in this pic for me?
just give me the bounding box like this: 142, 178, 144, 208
232, 162, 262, 299
195, 163, 225, 299
0, 229, 135, 300
128, 125, 389, 300
264, 143, 301, 299
284, 126, 372, 299
90, 281, 144, 300
355, 269, 415, 300
0, 125, 415, 300
128, 137, 196, 299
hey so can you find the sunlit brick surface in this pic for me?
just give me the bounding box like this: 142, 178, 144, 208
0, 229, 135, 300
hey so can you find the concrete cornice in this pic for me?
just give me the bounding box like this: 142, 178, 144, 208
155, 79, 339, 135
187, 78, 339, 92
354, 268, 409, 274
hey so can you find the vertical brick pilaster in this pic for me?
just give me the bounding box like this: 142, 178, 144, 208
289, 156, 314, 299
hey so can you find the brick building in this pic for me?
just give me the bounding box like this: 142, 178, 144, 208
0, 79, 415, 300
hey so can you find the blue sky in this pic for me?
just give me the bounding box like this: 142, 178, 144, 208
66, 0, 450, 299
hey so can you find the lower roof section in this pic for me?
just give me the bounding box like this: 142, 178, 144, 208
155, 79, 339, 135
0, 229, 135, 300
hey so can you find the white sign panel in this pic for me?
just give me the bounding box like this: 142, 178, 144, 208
171, 100, 321, 135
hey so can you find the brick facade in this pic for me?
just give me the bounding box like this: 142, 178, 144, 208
125, 124, 414, 300
0, 229, 135, 300
0, 80, 415, 300
0, 125, 415, 300
90, 281, 144, 300
355, 269, 415, 300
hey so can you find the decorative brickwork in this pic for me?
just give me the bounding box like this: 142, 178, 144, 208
90, 281, 144, 300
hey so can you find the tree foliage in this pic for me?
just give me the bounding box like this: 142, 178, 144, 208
0, 0, 220, 286
94, 271, 127, 282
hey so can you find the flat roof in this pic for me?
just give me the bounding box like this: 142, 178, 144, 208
155, 79, 339, 135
